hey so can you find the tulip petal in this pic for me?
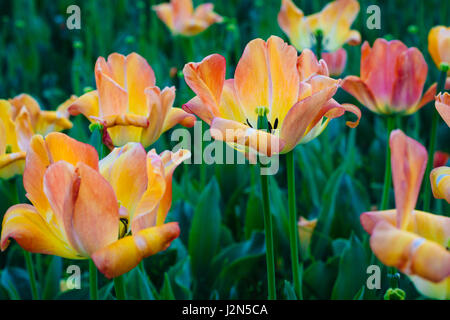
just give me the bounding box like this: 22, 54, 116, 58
0, 100, 21, 152
96, 67, 128, 118
72, 163, 119, 256
1, 204, 82, 259
360, 209, 397, 234
370, 221, 450, 283
280, 79, 339, 151
92, 222, 180, 279
430, 166, 450, 203
235, 38, 269, 123
217, 79, 245, 124
436, 92, 450, 127
100, 143, 148, 220
0, 152, 25, 180
409, 275, 450, 300
277, 0, 310, 51
389, 130, 428, 229
391, 48, 428, 113
45, 132, 99, 170
9, 94, 41, 126
68, 90, 100, 121
266, 36, 299, 123
297, 49, 329, 81
126, 53, 156, 116
341, 76, 379, 113
152, 3, 174, 32
162, 107, 196, 133
131, 151, 166, 232
183, 54, 226, 115
183, 96, 214, 124
172, 0, 194, 30
210, 117, 284, 157
322, 48, 347, 77
14, 107, 34, 152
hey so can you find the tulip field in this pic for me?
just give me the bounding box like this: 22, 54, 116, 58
0, 0, 449, 303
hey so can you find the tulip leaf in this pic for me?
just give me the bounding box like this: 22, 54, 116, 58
188, 178, 221, 282
282, 280, 297, 300
1, 267, 32, 300
166, 257, 192, 300
303, 257, 339, 299
42, 256, 62, 300
125, 267, 156, 300
244, 188, 264, 240
310, 164, 346, 260
160, 273, 175, 300
331, 234, 368, 300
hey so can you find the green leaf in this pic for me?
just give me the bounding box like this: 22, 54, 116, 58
188, 178, 221, 280
282, 280, 297, 300
1, 267, 32, 300
125, 267, 156, 300
331, 234, 368, 299
167, 257, 192, 299
210, 232, 265, 295
160, 273, 175, 300
310, 164, 346, 259
303, 257, 339, 299
244, 189, 264, 240
42, 256, 62, 300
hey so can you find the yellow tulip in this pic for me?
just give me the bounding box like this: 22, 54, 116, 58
430, 166, 450, 204
1, 132, 190, 279
69, 52, 195, 148
0, 94, 74, 179
428, 26, 450, 71
360, 130, 450, 299
278, 0, 361, 52
153, 0, 223, 36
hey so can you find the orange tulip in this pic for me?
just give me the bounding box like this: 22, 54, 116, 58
322, 48, 347, 77
342, 39, 442, 115
428, 26, 450, 71
1, 132, 190, 279
153, 0, 223, 36
68, 52, 195, 148
278, 0, 361, 52
0, 94, 74, 179
430, 166, 450, 204
360, 130, 450, 299
298, 217, 317, 256
182, 36, 360, 158
435, 92, 450, 126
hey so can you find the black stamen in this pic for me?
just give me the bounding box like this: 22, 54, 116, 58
268, 121, 273, 133
274, 118, 279, 129
246, 119, 253, 128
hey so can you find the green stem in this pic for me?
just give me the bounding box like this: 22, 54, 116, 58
260, 171, 276, 300
23, 251, 39, 300
423, 68, 448, 211
315, 30, 323, 60
380, 116, 396, 210
286, 151, 302, 299
114, 275, 126, 300
256, 109, 276, 300
89, 260, 98, 300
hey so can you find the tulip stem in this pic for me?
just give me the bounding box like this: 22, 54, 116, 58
380, 116, 396, 210
89, 260, 98, 300
423, 68, 448, 211
257, 109, 276, 300
286, 151, 302, 299
114, 275, 126, 300
23, 251, 39, 300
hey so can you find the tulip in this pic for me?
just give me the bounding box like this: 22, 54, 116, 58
0, 132, 190, 279
297, 217, 317, 257
0, 94, 74, 179
322, 48, 347, 77
153, 0, 223, 36
360, 130, 450, 300
182, 36, 360, 158
430, 166, 450, 204
428, 26, 450, 71
342, 38, 440, 115
435, 92, 450, 126
433, 151, 449, 168
68, 52, 195, 148
277, 0, 361, 53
